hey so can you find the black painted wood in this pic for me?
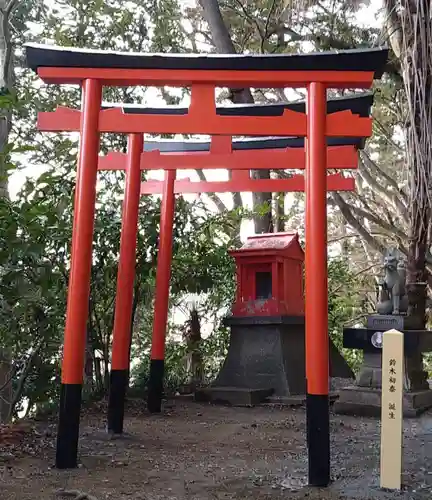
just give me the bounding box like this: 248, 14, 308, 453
147, 359, 164, 414
25, 43, 388, 76
56, 383, 82, 469
107, 369, 129, 434
111, 93, 374, 117
307, 393, 330, 487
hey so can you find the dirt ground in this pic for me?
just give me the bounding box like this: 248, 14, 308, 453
1, 398, 432, 500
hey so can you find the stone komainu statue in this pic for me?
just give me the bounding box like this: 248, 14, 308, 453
376, 248, 408, 315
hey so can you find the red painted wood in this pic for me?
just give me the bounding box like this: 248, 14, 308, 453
37, 66, 376, 88
229, 233, 304, 317
140, 174, 354, 194
150, 170, 176, 360
61, 79, 102, 385
111, 134, 143, 371
37, 105, 372, 137
306, 82, 329, 396
96, 145, 358, 172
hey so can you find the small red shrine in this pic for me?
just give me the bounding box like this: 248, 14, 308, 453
230, 232, 304, 317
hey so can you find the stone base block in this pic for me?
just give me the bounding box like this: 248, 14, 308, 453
266, 394, 306, 406
210, 315, 353, 399
196, 315, 354, 408
194, 387, 273, 406
266, 392, 339, 406
334, 386, 432, 418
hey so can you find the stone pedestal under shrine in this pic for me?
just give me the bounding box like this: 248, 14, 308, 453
195, 233, 354, 406
334, 314, 432, 417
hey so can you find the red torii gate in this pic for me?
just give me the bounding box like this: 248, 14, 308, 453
25, 42, 388, 486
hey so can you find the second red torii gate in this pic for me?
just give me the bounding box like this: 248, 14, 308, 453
92, 132, 362, 427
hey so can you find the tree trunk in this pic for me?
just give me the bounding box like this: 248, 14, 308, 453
187, 307, 203, 389
94, 358, 104, 393
384, 0, 432, 327
198, 0, 272, 234
0, 1, 17, 199
0, 349, 12, 423
84, 338, 94, 391
405, 11, 431, 327
383, 0, 432, 391
273, 191, 285, 232
0, 1, 18, 419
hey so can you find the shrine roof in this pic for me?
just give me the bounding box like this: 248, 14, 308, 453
142, 136, 364, 153
106, 93, 374, 118
25, 43, 388, 78
230, 233, 304, 259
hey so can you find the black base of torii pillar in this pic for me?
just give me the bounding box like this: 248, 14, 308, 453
195, 315, 354, 406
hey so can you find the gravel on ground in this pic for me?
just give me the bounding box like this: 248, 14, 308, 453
1, 399, 431, 499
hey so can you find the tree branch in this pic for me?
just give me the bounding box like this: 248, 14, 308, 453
195, 169, 229, 212
330, 264, 377, 295
331, 192, 386, 255
357, 156, 409, 223
261, 0, 277, 53
8, 338, 45, 420
360, 150, 409, 206
0, 362, 15, 393
232, 0, 265, 45
5, 0, 19, 16
345, 192, 407, 242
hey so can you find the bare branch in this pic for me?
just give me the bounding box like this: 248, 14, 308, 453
357, 156, 409, 223
195, 169, 228, 212
5, 0, 19, 16
361, 151, 409, 203
331, 192, 386, 255
232, 0, 265, 43
347, 193, 407, 241
261, 0, 277, 53
330, 264, 377, 295
7, 339, 45, 420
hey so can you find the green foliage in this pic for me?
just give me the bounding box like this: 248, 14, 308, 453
1, 155, 244, 415
0, 170, 71, 417
130, 341, 189, 397
328, 258, 368, 372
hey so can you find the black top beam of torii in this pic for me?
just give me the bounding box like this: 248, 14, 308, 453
25, 43, 388, 77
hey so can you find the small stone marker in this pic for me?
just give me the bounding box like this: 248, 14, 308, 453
380, 328, 404, 490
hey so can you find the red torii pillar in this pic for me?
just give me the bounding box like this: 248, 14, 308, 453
306, 83, 329, 483
55, 80, 102, 468
107, 133, 143, 434
147, 170, 176, 413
